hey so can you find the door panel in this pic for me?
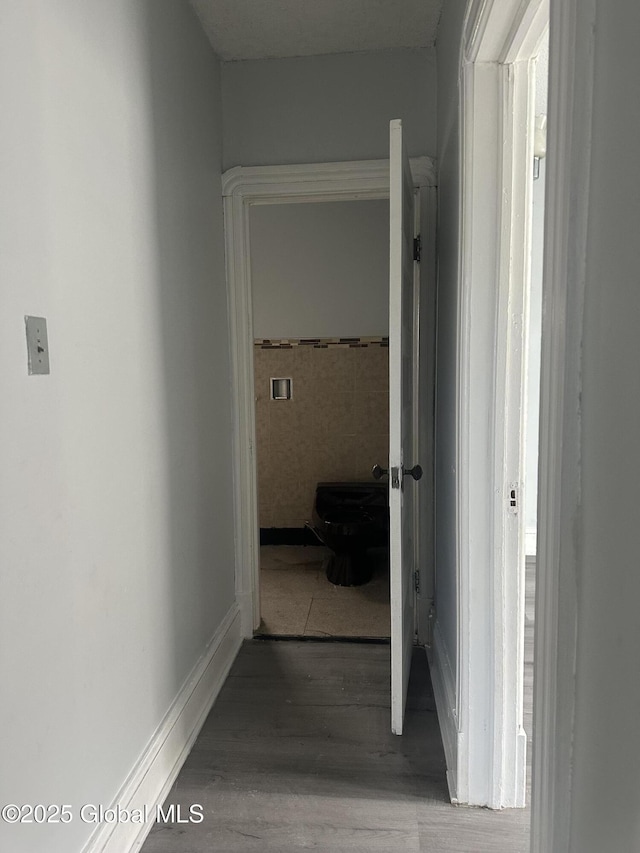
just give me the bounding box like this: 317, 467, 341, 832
389, 119, 419, 735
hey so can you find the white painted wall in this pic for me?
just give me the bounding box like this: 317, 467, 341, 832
221, 48, 436, 169
433, 0, 467, 686
250, 200, 389, 339
0, 3, 235, 852
548, 1, 640, 848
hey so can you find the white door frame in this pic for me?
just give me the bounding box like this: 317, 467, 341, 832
221, 157, 436, 639
441, 0, 549, 809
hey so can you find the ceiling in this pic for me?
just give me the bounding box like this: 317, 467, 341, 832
190, 0, 443, 62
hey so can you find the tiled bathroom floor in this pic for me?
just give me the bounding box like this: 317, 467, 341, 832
258, 544, 390, 639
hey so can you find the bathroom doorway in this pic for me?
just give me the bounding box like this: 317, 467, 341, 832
222, 156, 437, 703
250, 198, 392, 639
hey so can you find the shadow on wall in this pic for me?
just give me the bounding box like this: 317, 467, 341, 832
139, 0, 235, 715
255, 340, 389, 529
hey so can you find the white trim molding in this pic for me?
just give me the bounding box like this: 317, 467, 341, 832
427, 622, 459, 801
525, 527, 537, 556
222, 157, 437, 199
222, 156, 436, 638
82, 605, 242, 853
453, 0, 548, 809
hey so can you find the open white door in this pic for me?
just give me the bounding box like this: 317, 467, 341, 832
389, 119, 421, 735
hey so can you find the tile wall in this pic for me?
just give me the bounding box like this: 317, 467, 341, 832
254, 338, 389, 528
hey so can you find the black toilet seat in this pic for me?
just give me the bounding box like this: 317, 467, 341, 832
309, 481, 389, 586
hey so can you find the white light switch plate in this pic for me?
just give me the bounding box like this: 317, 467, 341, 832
25, 316, 50, 375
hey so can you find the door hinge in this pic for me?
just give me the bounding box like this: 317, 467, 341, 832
414, 570, 420, 594
413, 235, 422, 262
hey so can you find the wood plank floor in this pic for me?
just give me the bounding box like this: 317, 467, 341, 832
141, 595, 534, 853
524, 556, 535, 794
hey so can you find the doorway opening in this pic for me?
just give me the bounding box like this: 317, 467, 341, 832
223, 153, 437, 737
523, 29, 549, 797
222, 156, 436, 645
249, 198, 392, 640
433, 0, 550, 810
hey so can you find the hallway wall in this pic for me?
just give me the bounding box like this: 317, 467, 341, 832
250, 200, 390, 339
221, 48, 436, 169
433, 0, 467, 695
0, 3, 235, 852
549, 0, 640, 849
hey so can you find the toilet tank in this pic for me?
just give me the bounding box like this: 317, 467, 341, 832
314, 482, 389, 529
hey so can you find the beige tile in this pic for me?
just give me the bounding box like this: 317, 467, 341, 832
313, 393, 357, 435
313, 560, 389, 603
258, 487, 274, 522
259, 596, 312, 635
302, 479, 320, 516
271, 457, 313, 508
257, 453, 275, 516
252, 348, 269, 391
268, 443, 306, 490
354, 345, 390, 393
296, 441, 320, 484
269, 418, 308, 459
300, 490, 320, 522
257, 435, 272, 479
307, 434, 359, 482
259, 546, 287, 570
254, 349, 298, 404
270, 480, 310, 515
260, 397, 321, 525
260, 567, 322, 599
257, 350, 387, 527
257, 347, 296, 379
290, 347, 315, 398
293, 343, 315, 368
253, 369, 272, 404
355, 391, 389, 436
258, 547, 390, 639
354, 434, 389, 481
310, 347, 356, 395
277, 513, 312, 529
254, 398, 270, 447
304, 595, 391, 638
268, 397, 306, 434
267, 499, 314, 527
291, 431, 321, 475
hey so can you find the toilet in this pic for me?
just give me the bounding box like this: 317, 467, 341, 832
307, 482, 389, 586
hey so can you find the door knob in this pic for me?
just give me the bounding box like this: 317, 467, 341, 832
371, 464, 388, 480
403, 464, 423, 481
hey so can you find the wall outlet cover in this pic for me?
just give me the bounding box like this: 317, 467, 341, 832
25, 316, 50, 375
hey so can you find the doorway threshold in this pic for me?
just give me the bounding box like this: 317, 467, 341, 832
253, 634, 390, 645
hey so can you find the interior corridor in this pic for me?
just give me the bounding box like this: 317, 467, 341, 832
140, 560, 534, 852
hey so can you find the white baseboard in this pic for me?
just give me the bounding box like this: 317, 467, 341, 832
427, 620, 459, 803
82, 603, 242, 853
526, 526, 537, 556
237, 589, 256, 639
